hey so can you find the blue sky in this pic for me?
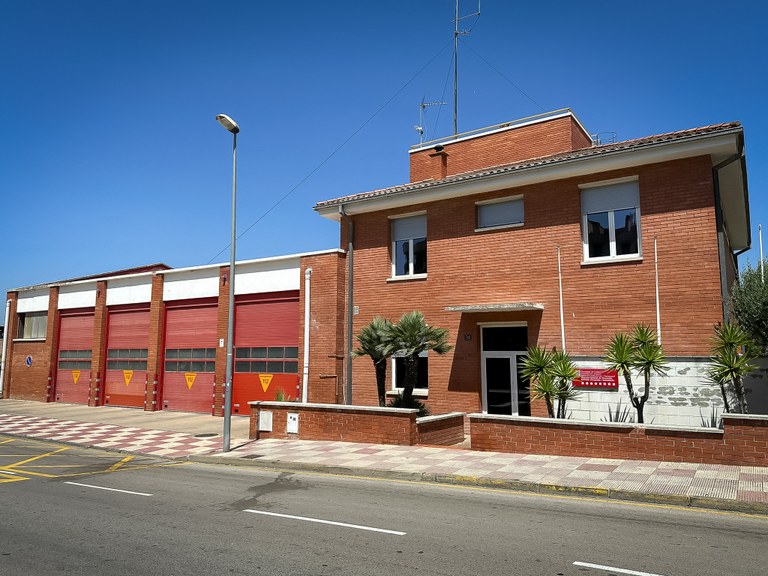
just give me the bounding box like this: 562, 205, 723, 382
2, 1, 766, 323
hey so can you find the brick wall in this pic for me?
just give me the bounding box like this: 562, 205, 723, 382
249, 401, 418, 445
416, 412, 465, 445
469, 413, 768, 466
299, 252, 346, 404
90, 281, 108, 406
145, 274, 165, 411
343, 155, 722, 414
410, 115, 591, 182
213, 265, 229, 416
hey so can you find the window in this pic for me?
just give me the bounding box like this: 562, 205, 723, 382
391, 214, 427, 277
581, 179, 641, 262
234, 346, 298, 374
17, 312, 48, 339
58, 349, 92, 370
477, 196, 524, 230
107, 349, 148, 371
164, 348, 216, 373
392, 352, 428, 390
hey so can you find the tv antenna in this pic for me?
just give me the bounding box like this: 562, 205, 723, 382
414, 97, 447, 144
453, 0, 481, 136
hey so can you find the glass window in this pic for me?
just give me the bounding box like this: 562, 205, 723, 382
477, 197, 524, 229
166, 349, 179, 359
393, 354, 428, 389
284, 347, 299, 359
235, 361, 250, 373
252, 361, 267, 372
581, 180, 641, 261
18, 312, 48, 339
251, 347, 267, 359
267, 361, 283, 372
268, 347, 284, 359
391, 214, 427, 277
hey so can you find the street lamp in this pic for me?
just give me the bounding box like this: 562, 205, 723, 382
216, 113, 239, 453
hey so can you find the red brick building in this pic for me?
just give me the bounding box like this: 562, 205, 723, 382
313, 110, 750, 425
2, 110, 752, 426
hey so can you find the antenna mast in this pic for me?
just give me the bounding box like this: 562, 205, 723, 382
415, 97, 447, 144
454, 0, 481, 136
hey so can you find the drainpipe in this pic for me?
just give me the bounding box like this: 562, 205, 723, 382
301, 267, 312, 403
339, 204, 354, 405
0, 299, 10, 397
712, 141, 745, 323
654, 238, 662, 345
556, 246, 566, 351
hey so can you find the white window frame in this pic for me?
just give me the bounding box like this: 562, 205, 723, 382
580, 177, 642, 264
389, 351, 429, 396
389, 212, 427, 280
475, 195, 524, 232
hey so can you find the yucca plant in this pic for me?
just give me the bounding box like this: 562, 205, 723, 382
353, 316, 394, 406
521, 346, 580, 418
604, 323, 668, 424
706, 322, 757, 414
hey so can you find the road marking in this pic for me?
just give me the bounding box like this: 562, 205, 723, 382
573, 561, 668, 576
0, 438, 15, 445
64, 481, 153, 497
1, 470, 20, 475
107, 455, 135, 472
1, 446, 69, 469
243, 509, 406, 535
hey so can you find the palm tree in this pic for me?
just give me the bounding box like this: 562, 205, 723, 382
520, 346, 580, 418
604, 324, 668, 424
353, 316, 393, 407
381, 311, 452, 405
707, 322, 757, 414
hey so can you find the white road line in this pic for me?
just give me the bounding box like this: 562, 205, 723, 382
1, 470, 20, 475
64, 481, 153, 497
573, 561, 668, 576
243, 509, 406, 535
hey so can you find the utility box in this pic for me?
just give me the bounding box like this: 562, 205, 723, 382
286, 412, 299, 434
258, 410, 273, 432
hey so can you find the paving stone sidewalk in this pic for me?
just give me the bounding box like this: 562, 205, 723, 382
2, 409, 767, 513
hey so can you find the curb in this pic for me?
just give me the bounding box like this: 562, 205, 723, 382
188, 454, 768, 516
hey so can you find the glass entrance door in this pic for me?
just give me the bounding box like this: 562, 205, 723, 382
481, 326, 529, 416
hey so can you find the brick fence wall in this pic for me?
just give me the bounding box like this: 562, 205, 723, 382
416, 412, 465, 446
469, 413, 768, 466
250, 402, 418, 445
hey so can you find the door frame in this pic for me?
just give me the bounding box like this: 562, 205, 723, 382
479, 322, 527, 415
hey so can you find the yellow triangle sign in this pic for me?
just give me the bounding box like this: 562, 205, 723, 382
185, 372, 197, 390
72, 370, 81, 384
123, 370, 133, 386
259, 373, 273, 392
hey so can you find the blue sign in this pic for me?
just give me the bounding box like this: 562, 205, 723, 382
25, 355, 32, 368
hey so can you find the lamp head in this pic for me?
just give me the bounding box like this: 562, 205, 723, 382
215, 114, 240, 134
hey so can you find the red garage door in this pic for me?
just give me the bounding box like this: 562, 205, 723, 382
55, 311, 94, 404
105, 307, 149, 408
162, 301, 218, 413
233, 291, 300, 415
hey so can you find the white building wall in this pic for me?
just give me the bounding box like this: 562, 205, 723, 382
235, 259, 300, 295
106, 276, 152, 306
16, 289, 50, 313
566, 358, 725, 427
163, 269, 219, 301
59, 284, 97, 309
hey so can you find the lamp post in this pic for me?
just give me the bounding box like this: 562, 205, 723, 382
216, 113, 239, 453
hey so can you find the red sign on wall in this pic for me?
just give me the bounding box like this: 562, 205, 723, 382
573, 368, 619, 389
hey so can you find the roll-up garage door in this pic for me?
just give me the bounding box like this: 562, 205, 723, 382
233, 291, 300, 415
105, 307, 150, 408
55, 311, 94, 404
162, 301, 218, 413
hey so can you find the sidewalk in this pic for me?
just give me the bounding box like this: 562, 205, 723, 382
2, 399, 767, 514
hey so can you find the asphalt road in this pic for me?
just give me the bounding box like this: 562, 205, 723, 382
1, 436, 767, 576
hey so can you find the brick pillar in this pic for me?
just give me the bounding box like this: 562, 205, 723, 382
90, 281, 108, 406
529, 396, 550, 418
2, 292, 18, 398
45, 286, 60, 402
213, 265, 230, 416
145, 274, 165, 411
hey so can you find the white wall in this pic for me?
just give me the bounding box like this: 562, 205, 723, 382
163, 269, 220, 301
107, 276, 152, 306
235, 259, 300, 295
16, 289, 49, 313
59, 284, 97, 309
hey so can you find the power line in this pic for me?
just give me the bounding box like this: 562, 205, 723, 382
206, 39, 454, 264
463, 40, 546, 112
